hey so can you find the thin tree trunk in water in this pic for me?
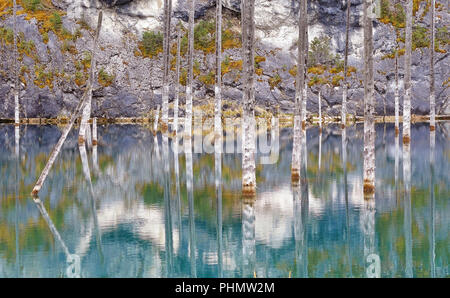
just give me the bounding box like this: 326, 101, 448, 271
173, 134, 182, 247
13, 0, 19, 126
241, 0, 256, 196
215, 0, 222, 138
79, 10, 103, 145
92, 117, 99, 173
174, 24, 181, 134
430, 0, 436, 131
363, 0, 375, 196
429, 129, 436, 277
153, 104, 160, 134
293, 152, 309, 277
162, 131, 173, 275
362, 198, 379, 277
185, 134, 196, 277
215, 144, 223, 277
242, 198, 256, 277
342, 127, 352, 276
342, 0, 351, 127
31, 87, 92, 197
162, 0, 172, 130
185, 0, 195, 136
318, 91, 322, 132
403, 142, 412, 277
292, 0, 307, 183
403, 0, 413, 144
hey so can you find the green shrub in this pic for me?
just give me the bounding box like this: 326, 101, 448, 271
141, 31, 163, 58
50, 13, 63, 32
22, 0, 41, 12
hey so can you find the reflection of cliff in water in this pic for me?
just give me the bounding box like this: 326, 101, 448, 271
0, 123, 449, 277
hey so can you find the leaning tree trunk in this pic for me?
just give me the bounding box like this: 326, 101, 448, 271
215, 0, 222, 138
292, 0, 307, 183
430, 0, 436, 131
79, 10, 103, 145
241, 0, 256, 196
13, 0, 19, 126
161, 0, 172, 131
342, 0, 351, 128
363, 0, 375, 196
31, 86, 93, 196
403, 0, 413, 144
185, 0, 195, 136
174, 24, 181, 134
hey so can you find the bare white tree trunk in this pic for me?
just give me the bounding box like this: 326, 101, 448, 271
363, 0, 376, 196
185, 0, 195, 136
293, 150, 309, 277
342, 0, 351, 127
185, 133, 196, 277
79, 10, 103, 145
174, 24, 181, 134
301, 0, 308, 128
403, 141, 412, 277
362, 198, 379, 277
153, 104, 161, 134
13, 0, 19, 126
92, 117, 99, 173
429, 129, 436, 278
162, 131, 173, 275
403, 0, 413, 144
242, 198, 256, 277
215, 144, 223, 277
31, 87, 93, 196
318, 90, 322, 131
292, 0, 307, 183
215, 0, 223, 138
161, 0, 172, 130
394, 37, 400, 136
430, 0, 436, 131
242, 0, 256, 196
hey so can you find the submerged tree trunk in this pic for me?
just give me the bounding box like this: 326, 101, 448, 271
363, 0, 376, 196
215, 143, 223, 277
92, 117, 99, 173
174, 24, 181, 134
241, 0, 256, 196
161, 0, 172, 130
430, 0, 436, 131
403, 0, 413, 144
342, 0, 351, 127
185, 0, 195, 136
79, 10, 103, 145
403, 142, 413, 277
292, 0, 307, 183
215, 0, 222, 138
31, 86, 93, 196
242, 198, 256, 277
429, 129, 436, 278
186, 133, 196, 277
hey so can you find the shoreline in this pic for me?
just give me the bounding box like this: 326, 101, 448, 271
0, 115, 449, 126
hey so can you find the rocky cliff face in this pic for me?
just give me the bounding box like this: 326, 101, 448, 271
0, 0, 448, 119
